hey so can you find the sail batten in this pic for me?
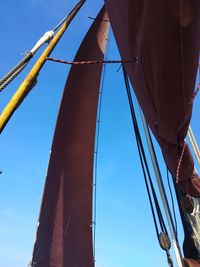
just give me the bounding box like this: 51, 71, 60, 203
31, 7, 109, 267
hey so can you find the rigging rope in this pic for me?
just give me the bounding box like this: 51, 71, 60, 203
188, 126, 200, 166
123, 67, 168, 235
0, 53, 32, 92
122, 67, 174, 267
167, 168, 178, 236
0, 0, 85, 134
0, 62, 28, 92
46, 57, 138, 65
0, 5, 83, 92
146, 123, 178, 240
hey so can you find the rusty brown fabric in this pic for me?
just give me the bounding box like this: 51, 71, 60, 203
105, 0, 200, 197
184, 259, 200, 267
31, 7, 109, 267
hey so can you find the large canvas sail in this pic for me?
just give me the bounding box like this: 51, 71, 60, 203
30, 7, 109, 267
105, 0, 200, 197
105, 0, 200, 265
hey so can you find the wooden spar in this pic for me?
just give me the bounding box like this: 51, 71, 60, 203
0, 0, 86, 134
0, 2, 85, 92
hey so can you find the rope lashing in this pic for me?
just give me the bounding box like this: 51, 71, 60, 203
46, 57, 138, 65
0, 4, 87, 93
0, 0, 86, 134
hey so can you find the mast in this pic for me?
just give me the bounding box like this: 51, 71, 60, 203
0, 0, 86, 134
0, 6, 84, 92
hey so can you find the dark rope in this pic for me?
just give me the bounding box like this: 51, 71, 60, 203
146, 123, 178, 239
123, 67, 173, 266
116, 63, 122, 73
166, 251, 174, 267
123, 67, 168, 236
0, 52, 32, 91
46, 57, 138, 65
0, 62, 28, 92
146, 124, 177, 239
53, 0, 86, 31
0, 2, 88, 91
167, 168, 178, 237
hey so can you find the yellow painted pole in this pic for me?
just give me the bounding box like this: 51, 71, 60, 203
0, 0, 85, 133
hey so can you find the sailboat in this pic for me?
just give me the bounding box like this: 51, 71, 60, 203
0, 1, 200, 266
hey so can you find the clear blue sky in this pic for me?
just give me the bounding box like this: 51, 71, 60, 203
0, 1, 199, 267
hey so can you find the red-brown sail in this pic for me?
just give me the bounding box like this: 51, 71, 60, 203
105, 0, 200, 197
30, 7, 109, 267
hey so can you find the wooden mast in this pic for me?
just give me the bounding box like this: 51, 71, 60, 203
0, 0, 86, 134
